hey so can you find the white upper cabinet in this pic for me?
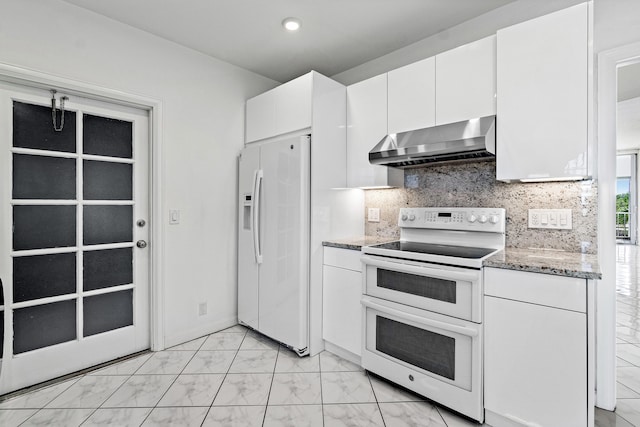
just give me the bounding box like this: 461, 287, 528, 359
347, 74, 404, 188
245, 73, 313, 143
435, 35, 496, 126
496, 3, 591, 181
387, 57, 436, 134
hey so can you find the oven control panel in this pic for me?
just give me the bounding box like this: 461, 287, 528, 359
398, 207, 505, 233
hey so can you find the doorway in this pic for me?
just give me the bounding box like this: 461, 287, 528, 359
616, 154, 637, 244
0, 83, 151, 395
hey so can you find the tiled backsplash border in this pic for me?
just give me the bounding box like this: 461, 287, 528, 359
364, 161, 598, 254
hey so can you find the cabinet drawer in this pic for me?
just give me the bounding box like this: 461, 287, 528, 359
484, 267, 586, 312
323, 247, 362, 272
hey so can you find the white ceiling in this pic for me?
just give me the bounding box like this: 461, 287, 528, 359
61, 0, 513, 83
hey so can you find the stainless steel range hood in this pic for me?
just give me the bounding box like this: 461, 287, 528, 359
369, 115, 496, 169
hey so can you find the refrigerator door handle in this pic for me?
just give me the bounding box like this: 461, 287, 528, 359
253, 169, 263, 264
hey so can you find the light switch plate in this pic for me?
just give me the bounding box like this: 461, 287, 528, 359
169, 209, 180, 225
528, 209, 572, 230
368, 208, 380, 222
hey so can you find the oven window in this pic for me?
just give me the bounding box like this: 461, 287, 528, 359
377, 269, 456, 303
376, 316, 455, 380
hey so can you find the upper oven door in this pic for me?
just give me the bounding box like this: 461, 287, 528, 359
362, 255, 482, 322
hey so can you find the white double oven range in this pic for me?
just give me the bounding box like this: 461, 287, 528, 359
361, 207, 506, 422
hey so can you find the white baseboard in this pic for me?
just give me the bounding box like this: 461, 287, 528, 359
163, 316, 238, 349
323, 341, 361, 366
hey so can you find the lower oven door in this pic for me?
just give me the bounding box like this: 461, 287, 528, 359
361, 295, 483, 422
362, 254, 481, 322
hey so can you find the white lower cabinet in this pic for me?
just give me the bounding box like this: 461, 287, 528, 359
322, 247, 362, 358
484, 267, 592, 427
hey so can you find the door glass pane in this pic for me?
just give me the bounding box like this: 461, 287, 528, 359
13, 253, 76, 302
377, 269, 457, 303
84, 290, 133, 337
84, 248, 132, 291
13, 154, 76, 200
83, 160, 132, 200
83, 205, 132, 245
14, 300, 76, 354
376, 315, 456, 380
13, 205, 76, 250
83, 114, 132, 159
13, 101, 76, 153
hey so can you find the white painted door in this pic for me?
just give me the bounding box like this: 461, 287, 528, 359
0, 83, 150, 394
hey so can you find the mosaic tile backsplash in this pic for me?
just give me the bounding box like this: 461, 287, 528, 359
364, 161, 598, 254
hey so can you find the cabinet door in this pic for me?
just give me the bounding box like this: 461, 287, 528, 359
322, 264, 362, 356
435, 36, 496, 125
347, 75, 403, 188
388, 57, 436, 134
246, 91, 277, 143
275, 72, 313, 136
484, 296, 587, 426
496, 3, 589, 181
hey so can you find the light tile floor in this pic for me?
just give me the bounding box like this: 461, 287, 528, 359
595, 244, 640, 426
0, 325, 478, 426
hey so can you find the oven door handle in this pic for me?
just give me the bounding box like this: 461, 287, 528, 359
361, 255, 479, 282
361, 297, 478, 338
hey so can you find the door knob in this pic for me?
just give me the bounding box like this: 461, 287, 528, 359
136, 240, 148, 249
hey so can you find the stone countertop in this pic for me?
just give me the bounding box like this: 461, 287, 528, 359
322, 236, 397, 251
484, 247, 601, 280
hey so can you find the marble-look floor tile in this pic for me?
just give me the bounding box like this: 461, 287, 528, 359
168, 336, 207, 351
157, 374, 224, 407
202, 405, 266, 427
81, 407, 153, 427
320, 352, 362, 372
263, 404, 323, 427
0, 378, 79, 409
222, 325, 249, 334
323, 403, 385, 427
229, 350, 278, 373
619, 381, 640, 399
378, 402, 447, 427
142, 407, 208, 427
595, 407, 634, 427
618, 344, 640, 366
20, 408, 93, 427
136, 350, 195, 375
183, 350, 236, 374
321, 371, 376, 404
89, 354, 152, 376
369, 376, 424, 403
618, 357, 634, 368
201, 332, 246, 350
614, 399, 640, 426
102, 374, 177, 407
268, 373, 322, 405
437, 407, 479, 427
618, 326, 640, 343
618, 367, 640, 394
46, 376, 128, 408
0, 409, 38, 427
212, 373, 273, 406
240, 332, 280, 350
275, 350, 319, 373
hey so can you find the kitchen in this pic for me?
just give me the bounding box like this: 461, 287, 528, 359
0, 0, 638, 426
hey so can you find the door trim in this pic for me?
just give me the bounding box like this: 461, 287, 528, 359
0, 62, 166, 351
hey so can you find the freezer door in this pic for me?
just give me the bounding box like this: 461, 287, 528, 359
238, 145, 260, 329
258, 135, 311, 351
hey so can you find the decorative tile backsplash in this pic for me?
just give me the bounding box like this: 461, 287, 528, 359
364, 161, 598, 254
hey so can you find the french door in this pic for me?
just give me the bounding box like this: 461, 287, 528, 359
0, 83, 150, 394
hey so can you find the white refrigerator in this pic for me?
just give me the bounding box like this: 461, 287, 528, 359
237, 134, 311, 355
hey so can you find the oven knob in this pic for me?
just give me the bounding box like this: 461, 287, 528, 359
408, 374, 415, 382
467, 214, 477, 223
478, 215, 488, 224
408, 214, 416, 221
401, 214, 408, 221
490, 215, 499, 224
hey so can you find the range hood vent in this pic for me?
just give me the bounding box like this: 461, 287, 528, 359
369, 115, 496, 169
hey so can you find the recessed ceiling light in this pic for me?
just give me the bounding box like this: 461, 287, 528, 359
282, 17, 301, 32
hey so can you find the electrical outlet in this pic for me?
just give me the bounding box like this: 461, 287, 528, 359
368, 208, 380, 222
198, 302, 207, 316
528, 209, 572, 230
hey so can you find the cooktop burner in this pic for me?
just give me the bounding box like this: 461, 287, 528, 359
370, 241, 496, 259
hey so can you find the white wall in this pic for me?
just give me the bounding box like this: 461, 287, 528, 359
618, 97, 640, 151
0, 0, 278, 347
